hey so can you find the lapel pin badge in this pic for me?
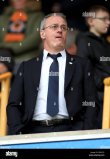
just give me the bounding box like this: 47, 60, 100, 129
69, 62, 73, 64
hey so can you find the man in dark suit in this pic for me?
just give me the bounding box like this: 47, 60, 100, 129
7, 13, 97, 135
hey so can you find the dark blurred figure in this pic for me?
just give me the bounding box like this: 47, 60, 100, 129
0, 0, 8, 14
0, 0, 44, 64
76, 5, 110, 129
51, 2, 61, 13
0, 48, 15, 75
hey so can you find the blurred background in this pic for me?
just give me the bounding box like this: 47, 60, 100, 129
1, 0, 110, 31
0, 0, 110, 69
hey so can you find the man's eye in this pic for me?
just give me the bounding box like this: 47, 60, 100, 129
52, 25, 58, 29
62, 26, 67, 30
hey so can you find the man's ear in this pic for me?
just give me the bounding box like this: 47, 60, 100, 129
86, 17, 94, 27
40, 30, 46, 40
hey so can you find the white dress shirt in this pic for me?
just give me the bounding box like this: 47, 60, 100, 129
33, 49, 69, 120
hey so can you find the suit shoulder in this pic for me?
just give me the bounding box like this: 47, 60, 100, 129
69, 54, 90, 63
76, 55, 90, 62
23, 57, 36, 65
17, 58, 36, 72
70, 54, 92, 68
23, 53, 43, 66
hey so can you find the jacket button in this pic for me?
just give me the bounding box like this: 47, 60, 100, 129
71, 57, 73, 61
71, 87, 74, 91
70, 117, 73, 120
19, 72, 22, 76
88, 42, 91, 46
36, 57, 39, 61
19, 102, 22, 106
88, 72, 91, 76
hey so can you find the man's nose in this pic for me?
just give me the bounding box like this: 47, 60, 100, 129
57, 26, 63, 32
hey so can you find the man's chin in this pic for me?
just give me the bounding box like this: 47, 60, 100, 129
104, 28, 109, 33
53, 43, 65, 49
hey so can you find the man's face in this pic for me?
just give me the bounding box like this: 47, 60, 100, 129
89, 10, 110, 36
40, 16, 68, 53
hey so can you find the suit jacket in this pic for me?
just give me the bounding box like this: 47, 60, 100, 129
7, 52, 97, 135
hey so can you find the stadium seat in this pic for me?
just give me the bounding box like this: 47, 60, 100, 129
102, 77, 110, 129
0, 72, 12, 136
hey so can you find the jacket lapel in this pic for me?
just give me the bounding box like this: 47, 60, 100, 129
31, 53, 43, 88
64, 52, 76, 91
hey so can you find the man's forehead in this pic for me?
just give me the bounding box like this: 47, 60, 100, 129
95, 10, 109, 16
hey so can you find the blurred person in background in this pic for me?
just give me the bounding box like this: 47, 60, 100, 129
51, 2, 61, 13
0, 47, 14, 75
0, 0, 44, 65
76, 5, 110, 129
66, 30, 78, 55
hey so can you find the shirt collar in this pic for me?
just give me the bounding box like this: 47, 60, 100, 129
43, 49, 66, 60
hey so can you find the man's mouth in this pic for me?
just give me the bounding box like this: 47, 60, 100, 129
55, 36, 62, 39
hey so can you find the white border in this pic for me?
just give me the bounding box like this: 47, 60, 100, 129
0, 129, 110, 146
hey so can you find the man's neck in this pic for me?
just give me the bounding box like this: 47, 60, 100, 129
89, 28, 102, 37
44, 47, 65, 54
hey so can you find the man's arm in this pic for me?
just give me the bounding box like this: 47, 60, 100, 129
7, 62, 24, 135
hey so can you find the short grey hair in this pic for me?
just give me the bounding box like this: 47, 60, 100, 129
40, 13, 67, 30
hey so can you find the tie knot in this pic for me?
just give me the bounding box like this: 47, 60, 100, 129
48, 53, 61, 60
